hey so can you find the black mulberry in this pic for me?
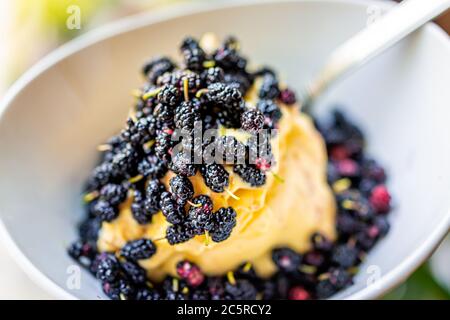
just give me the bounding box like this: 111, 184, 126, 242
120, 239, 156, 261
180, 37, 206, 71
233, 164, 266, 187
174, 100, 201, 131
187, 195, 214, 235
200, 164, 229, 193
240, 109, 265, 133
169, 175, 194, 206
210, 207, 236, 242
159, 191, 185, 225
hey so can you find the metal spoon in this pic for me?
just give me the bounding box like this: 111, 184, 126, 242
302, 0, 450, 113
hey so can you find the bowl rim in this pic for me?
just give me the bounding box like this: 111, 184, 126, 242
0, 0, 449, 300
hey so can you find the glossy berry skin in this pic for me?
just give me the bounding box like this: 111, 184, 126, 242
206, 83, 244, 127
153, 104, 175, 130
315, 280, 337, 299
111, 144, 141, 177
155, 131, 173, 162
272, 248, 302, 273
316, 268, 352, 299
279, 88, 297, 105
144, 179, 165, 215
120, 239, 156, 261
331, 244, 358, 268
259, 74, 280, 100
328, 268, 352, 288
67, 240, 96, 268
213, 37, 247, 71
87, 162, 116, 191
158, 69, 202, 93
206, 82, 242, 106
136, 287, 161, 300
187, 195, 214, 235
142, 56, 175, 84
94, 253, 120, 283
336, 158, 361, 178
159, 191, 184, 225
210, 207, 237, 242
169, 175, 194, 206
78, 217, 102, 243
247, 134, 272, 164
233, 164, 266, 187
225, 279, 257, 300
131, 190, 151, 225
200, 164, 229, 193
190, 290, 210, 300
92, 200, 118, 222
176, 260, 205, 287
216, 136, 246, 164
289, 286, 311, 300
240, 109, 265, 133
102, 277, 137, 300
99, 183, 128, 206
121, 261, 147, 284
201, 67, 225, 85
369, 185, 391, 213
174, 100, 201, 131
337, 190, 373, 221
224, 72, 254, 95
170, 151, 197, 177
157, 84, 181, 107
166, 223, 195, 245
257, 99, 282, 125
121, 116, 156, 146
180, 37, 206, 71
137, 154, 168, 179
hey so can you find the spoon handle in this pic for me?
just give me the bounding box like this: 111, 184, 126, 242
305, 0, 450, 109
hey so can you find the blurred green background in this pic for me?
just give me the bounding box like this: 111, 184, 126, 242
0, 0, 448, 300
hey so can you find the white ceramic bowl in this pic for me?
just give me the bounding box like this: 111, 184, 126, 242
0, 0, 449, 300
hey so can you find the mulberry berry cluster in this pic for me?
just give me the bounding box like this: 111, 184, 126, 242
68, 37, 391, 300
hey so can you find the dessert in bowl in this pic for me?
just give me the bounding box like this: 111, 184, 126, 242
0, 0, 449, 300
68, 34, 392, 300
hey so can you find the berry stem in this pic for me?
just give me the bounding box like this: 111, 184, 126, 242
318, 272, 330, 281
227, 271, 236, 286
271, 171, 285, 183
204, 230, 211, 246
182, 287, 190, 295
183, 78, 189, 102
83, 190, 99, 203
187, 200, 202, 208
153, 236, 168, 243
225, 188, 240, 200
299, 265, 317, 274
96, 144, 112, 152
332, 178, 351, 193
243, 262, 252, 272
128, 174, 144, 184
142, 87, 162, 100
143, 139, 155, 151
195, 88, 209, 98
203, 60, 216, 68
348, 266, 360, 275
172, 278, 179, 292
